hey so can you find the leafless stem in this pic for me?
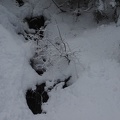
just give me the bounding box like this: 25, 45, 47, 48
51, 0, 66, 12
55, 19, 67, 52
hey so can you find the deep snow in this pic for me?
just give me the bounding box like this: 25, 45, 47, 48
0, 0, 120, 120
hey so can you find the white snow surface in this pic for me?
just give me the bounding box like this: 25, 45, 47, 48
0, 1, 120, 120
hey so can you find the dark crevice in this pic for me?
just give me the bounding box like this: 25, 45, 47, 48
63, 76, 71, 88
25, 76, 71, 114
25, 16, 45, 30
23, 15, 46, 41
30, 58, 46, 76
35, 69, 46, 76
26, 83, 49, 114
48, 76, 72, 91
16, 0, 24, 7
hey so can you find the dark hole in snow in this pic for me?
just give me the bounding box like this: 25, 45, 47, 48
48, 76, 72, 91
26, 83, 49, 114
26, 16, 45, 30
63, 76, 71, 88
35, 68, 46, 76
16, 0, 24, 6
30, 59, 46, 76
25, 76, 71, 114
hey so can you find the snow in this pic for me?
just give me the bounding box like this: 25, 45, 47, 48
0, 0, 120, 120
44, 23, 120, 120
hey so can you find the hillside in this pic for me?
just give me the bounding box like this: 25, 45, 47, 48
0, 0, 120, 120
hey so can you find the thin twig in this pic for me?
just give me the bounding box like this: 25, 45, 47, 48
51, 0, 66, 12
55, 19, 67, 52
46, 38, 70, 64
59, 0, 68, 7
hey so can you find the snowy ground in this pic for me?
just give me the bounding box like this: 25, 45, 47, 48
46, 25, 120, 120
44, 18, 120, 120
0, 1, 120, 120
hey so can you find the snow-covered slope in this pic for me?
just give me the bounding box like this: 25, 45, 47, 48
44, 24, 120, 120
0, 0, 120, 120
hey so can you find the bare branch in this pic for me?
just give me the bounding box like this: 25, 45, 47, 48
55, 19, 67, 52
51, 0, 66, 12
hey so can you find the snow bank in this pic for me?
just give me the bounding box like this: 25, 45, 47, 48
44, 24, 120, 120
0, 24, 43, 120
